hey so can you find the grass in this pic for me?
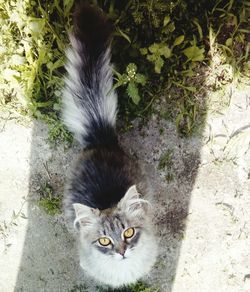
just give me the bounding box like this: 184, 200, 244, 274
0, 198, 28, 246
43, 113, 73, 147
37, 182, 62, 215
0, 0, 249, 141
70, 282, 159, 292
158, 149, 174, 182
158, 149, 173, 170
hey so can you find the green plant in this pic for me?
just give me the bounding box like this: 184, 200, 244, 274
158, 149, 174, 182
1, 0, 249, 138
0, 198, 27, 240
38, 182, 62, 215
0, 0, 73, 139
70, 284, 88, 292
96, 281, 159, 292
42, 112, 73, 147
141, 42, 171, 74
114, 63, 146, 105
158, 149, 173, 170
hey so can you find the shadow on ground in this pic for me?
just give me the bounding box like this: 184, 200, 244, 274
13, 122, 87, 291
13, 94, 206, 292
120, 117, 204, 291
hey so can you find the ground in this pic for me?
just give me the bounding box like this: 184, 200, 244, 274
0, 83, 250, 291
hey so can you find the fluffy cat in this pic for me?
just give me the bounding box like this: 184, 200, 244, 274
62, 3, 158, 288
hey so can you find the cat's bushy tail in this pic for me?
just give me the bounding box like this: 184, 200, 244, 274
62, 4, 117, 148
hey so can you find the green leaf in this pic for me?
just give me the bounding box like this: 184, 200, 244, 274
192, 19, 203, 40
140, 48, 148, 55
135, 73, 146, 85
185, 86, 197, 92
163, 15, 170, 26
168, 22, 175, 32
63, 0, 74, 14
27, 18, 45, 35
226, 38, 232, 46
127, 82, 140, 105
173, 35, 185, 47
126, 63, 137, 74
183, 45, 205, 62
53, 103, 61, 111
147, 54, 156, 62
155, 57, 164, 74
51, 58, 64, 71
172, 80, 197, 92
149, 43, 159, 54
116, 28, 131, 43
112, 77, 127, 91
159, 45, 171, 58
112, 68, 122, 79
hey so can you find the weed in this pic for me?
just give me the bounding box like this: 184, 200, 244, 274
0, 198, 27, 245
158, 149, 174, 182
96, 281, 159, 292
113, 63, 147, 105
42, 112, 73, 147
38, 182, 62, 215
165, 172, 174, 183
1, 0, 249, 139
159, 128, 164, 135
158, 149, 173, 170
70, 284, 88, 292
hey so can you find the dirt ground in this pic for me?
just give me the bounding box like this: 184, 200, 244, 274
0, 83, 250, 292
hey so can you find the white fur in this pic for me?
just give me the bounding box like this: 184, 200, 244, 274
62, 36, 117, 146
118, 185, 150, 219
73, 203, 100, 228
79, 228, 158, 287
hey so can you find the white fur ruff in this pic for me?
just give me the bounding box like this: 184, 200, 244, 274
79, 231, 158, 287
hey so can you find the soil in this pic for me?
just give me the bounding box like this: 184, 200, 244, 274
0, 84, 249, 292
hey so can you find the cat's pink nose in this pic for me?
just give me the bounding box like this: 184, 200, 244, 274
119, 250, 125, 257
116, 245, 126, 257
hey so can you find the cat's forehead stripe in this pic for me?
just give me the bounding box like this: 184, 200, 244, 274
102, 215, 124, 234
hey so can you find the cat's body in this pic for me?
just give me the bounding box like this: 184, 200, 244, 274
62, 3, 157, 287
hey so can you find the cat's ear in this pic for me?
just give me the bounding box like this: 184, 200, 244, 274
73, 203, 100, 230
118, 185, 149, 219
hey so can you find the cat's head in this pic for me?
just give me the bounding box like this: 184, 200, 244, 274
73, 185, 158, 287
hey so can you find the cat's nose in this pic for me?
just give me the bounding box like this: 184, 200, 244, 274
119, 249, 125, 257
116, 245, 126, 257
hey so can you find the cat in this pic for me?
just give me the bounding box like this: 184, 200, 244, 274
62, 3, 158, 288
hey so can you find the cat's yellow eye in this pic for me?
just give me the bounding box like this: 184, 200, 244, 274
98, 237, 111, 246
123, 227, 135, 239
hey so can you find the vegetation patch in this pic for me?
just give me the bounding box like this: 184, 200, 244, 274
96, 281, 159, 292
158, 149, 174, 182
38, 182, 62, 215
70, 282, 159, 292
1, 0, 249, 140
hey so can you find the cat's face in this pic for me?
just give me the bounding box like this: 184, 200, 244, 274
90, 213, 146, 261
73, 185, 158, 287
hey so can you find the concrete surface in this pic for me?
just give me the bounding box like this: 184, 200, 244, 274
0, 84, 250, 291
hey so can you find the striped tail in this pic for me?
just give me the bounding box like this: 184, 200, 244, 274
62, 3, 118, 148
